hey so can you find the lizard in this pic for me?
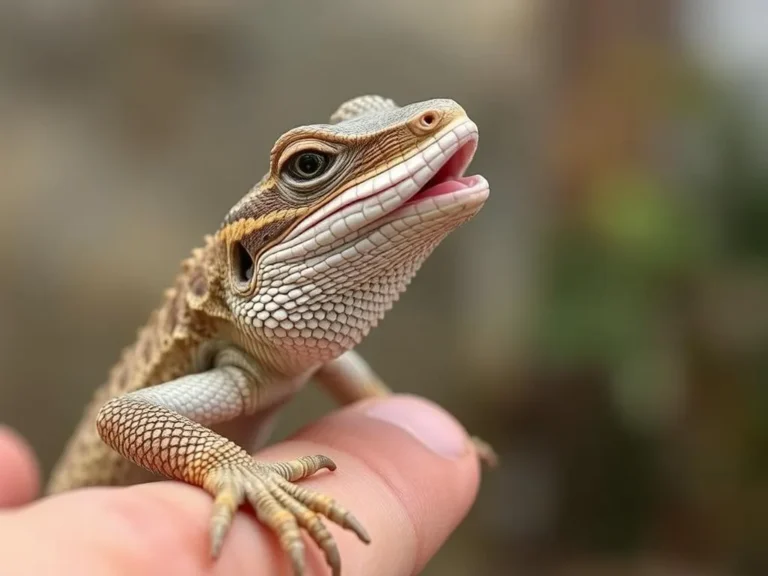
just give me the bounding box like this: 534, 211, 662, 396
46, 94, 495, 575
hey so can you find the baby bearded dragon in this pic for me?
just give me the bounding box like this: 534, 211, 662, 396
47, 95, 494, 575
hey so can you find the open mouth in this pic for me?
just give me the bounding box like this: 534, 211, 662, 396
403, 137, 479, 206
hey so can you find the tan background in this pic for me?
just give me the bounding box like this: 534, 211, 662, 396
1, 1, 767, 574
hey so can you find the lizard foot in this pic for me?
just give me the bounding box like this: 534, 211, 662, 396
471, 435, 499, 467
204, 454, 370, 576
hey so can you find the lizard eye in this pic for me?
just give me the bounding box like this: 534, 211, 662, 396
285, 151, 331, 181
232, 241, 254, 284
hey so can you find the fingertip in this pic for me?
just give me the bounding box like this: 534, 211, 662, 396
364, 394, 476, 461
0, 425, 40, 507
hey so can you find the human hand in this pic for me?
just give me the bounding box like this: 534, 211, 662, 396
0, 395, 481, 575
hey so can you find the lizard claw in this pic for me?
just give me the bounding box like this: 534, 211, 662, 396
471, 435, 499, 468
205, 455, 369, 576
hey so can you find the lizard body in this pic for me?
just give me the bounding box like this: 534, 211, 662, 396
47, 95, 494, 575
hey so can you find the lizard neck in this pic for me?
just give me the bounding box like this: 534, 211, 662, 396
223, 324, 325, 381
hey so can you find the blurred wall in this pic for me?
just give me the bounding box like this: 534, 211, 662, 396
1, 1, 767, 575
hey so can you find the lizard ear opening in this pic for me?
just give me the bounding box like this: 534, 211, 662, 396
232, 241, 255, 285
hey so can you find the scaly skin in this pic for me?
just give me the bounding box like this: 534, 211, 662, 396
47, 95, 495, 575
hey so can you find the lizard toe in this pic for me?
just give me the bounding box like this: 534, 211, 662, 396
204, 456, 368, 576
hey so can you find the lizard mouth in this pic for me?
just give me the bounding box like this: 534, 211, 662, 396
402, 137, 480, 206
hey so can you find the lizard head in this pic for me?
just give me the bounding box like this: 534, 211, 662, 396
215, 96, 489, 373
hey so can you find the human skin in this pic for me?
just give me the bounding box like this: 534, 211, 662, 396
0, 394, 481, 575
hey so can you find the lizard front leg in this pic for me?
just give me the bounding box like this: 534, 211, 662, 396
96, 347, 369, 576
313, 350, 498, 467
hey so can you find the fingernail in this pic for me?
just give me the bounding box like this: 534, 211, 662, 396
366, 396, 469, 459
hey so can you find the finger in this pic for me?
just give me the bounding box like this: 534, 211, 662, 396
0, 425, 40, 507
0, 395, 480, 576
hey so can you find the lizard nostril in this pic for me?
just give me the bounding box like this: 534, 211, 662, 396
408, 109, 443, 135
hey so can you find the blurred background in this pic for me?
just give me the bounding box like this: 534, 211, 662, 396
1, 1, 767, 574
